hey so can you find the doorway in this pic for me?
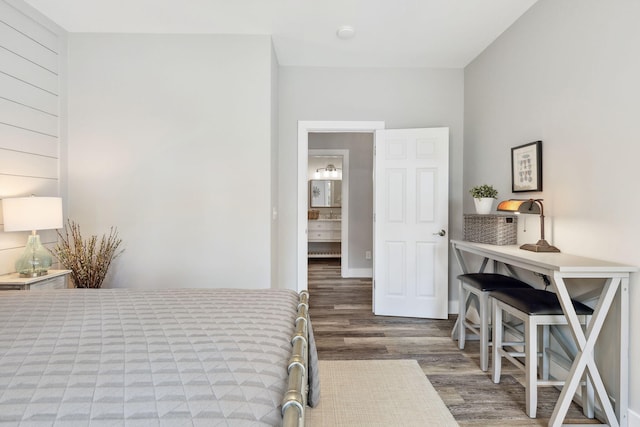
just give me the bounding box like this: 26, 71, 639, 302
308, 149, 348, 273
297, 121, 385, 292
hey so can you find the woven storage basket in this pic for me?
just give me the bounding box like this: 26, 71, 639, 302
464, 214, 517, 245
308, 210, 320, 220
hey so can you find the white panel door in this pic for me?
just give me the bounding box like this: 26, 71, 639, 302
373, 128, 449, 319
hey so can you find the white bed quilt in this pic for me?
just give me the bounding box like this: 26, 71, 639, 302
0, 288, 300, 426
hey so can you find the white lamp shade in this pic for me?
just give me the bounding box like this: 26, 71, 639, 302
2, 197, 63, 232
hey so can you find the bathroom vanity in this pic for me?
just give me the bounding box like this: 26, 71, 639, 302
308, 179, 342, 258
308, 219, 341, 258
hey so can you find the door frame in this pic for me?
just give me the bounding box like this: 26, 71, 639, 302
297, 121, 385, 292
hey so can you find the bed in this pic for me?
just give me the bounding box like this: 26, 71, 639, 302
0, 288, 315, 426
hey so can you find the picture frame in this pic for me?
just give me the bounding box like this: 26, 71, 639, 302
511, 141, 542, 192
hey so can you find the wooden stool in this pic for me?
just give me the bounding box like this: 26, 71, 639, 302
491, 288, 594, 418
457, 273, 532, 371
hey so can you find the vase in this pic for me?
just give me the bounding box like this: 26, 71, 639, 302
474, 198, 494, 215
15, 234, 53, 277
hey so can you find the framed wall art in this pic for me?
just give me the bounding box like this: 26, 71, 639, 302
511, 141, 542, 192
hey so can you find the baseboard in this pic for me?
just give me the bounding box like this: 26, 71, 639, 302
629, 408, 640, 427
344, 268, 372, 278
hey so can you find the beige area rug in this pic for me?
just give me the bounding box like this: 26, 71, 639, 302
306, 360, 459, 427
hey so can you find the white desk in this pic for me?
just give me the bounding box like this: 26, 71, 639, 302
451, 239, 637, 427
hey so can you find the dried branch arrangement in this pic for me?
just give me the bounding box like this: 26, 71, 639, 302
50, 219, 124, 288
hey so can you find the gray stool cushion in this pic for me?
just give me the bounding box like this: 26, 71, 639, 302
458, 273, 533, 291
490, 288, 594, 316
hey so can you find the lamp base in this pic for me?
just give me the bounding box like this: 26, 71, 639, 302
15, 234, 53, 277
520, 239, 560, 253
19, 270, 49, 278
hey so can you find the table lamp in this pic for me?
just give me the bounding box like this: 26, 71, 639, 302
1, 196, 63, 277
496, 198, 560, 252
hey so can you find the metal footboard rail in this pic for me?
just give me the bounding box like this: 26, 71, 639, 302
282, 290, 309, 427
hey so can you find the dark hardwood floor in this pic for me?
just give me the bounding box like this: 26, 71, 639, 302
307, 258, 598, 426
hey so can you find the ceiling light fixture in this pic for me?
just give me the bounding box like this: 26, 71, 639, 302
336, 25, 355, 40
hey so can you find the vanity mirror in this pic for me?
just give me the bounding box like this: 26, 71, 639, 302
309, 180, 342, 208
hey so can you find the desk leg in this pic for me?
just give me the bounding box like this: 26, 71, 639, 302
549, 275, 622, 427
450, 245, 489, 340
620, 277, 629, 427
450, 246, 467, 340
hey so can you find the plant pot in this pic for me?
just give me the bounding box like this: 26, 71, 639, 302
474, 198, 495, 215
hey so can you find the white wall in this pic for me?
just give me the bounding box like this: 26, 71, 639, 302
67, 33, 276, 289
0, 0, 66, 274
464, 0, 640, 421
278, 67, 464, 302
270, 44, 280, 288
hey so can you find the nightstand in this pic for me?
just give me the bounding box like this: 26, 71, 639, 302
0, 270, 72, 290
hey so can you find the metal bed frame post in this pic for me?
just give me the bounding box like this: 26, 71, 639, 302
282, 290, 310, 427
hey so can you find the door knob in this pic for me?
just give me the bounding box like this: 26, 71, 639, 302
433, 229, 446, 237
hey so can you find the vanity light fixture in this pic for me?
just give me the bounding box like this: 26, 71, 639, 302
1, 196, 63, 276
315, 164, 342, 179
497, 198, 560, 253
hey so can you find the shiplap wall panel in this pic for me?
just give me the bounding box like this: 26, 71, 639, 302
0, 247, 21, 273
0, 0, 63, 276
0, 97, 58, 136
0, 228, 57, 248
0, 123, 58, 156
0, 175, 58, 198
0, 49, 58, 93
0, 231, 27, 248
0, 1, 58, 50
0, 150, 57, 178
0, 72, 58, 113
0, 23, 58, 73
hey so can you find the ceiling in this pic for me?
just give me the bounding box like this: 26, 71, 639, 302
23, 0, 537, 68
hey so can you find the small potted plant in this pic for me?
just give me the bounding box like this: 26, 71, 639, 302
469, 184, 498, 214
